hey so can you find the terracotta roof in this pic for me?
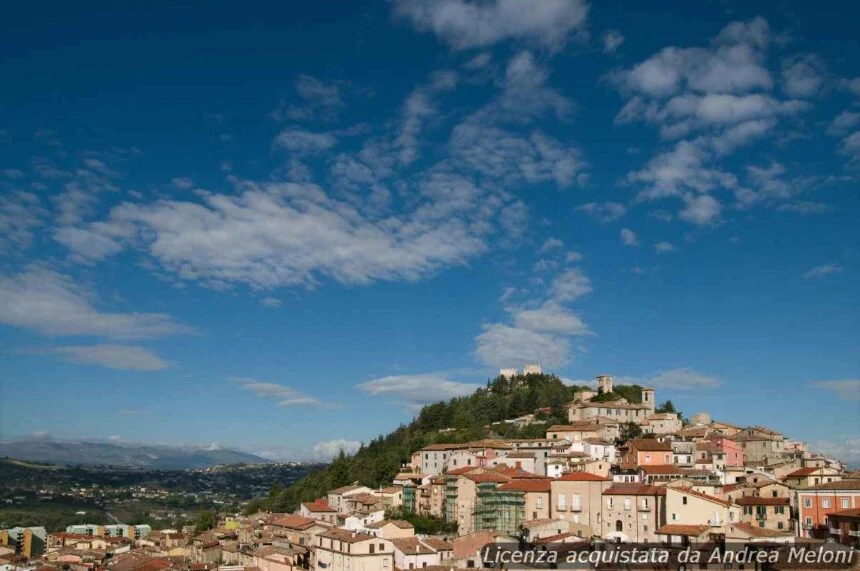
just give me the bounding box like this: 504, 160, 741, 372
533, 532, 577, 544
626, 439, 672, 452
464, 472, 510, 484
799, 480, 860, 491
497, 479, 551, 493
391, 537, 434, 555
556, 472, 610, 482
318, 528, 376, 544
302, 500, 336, 512
656, 524, 710, 537
446, 466, 479, 476
785, 467, 819, 477
604, 484, 666, 496
420, 538, 452, 551
268, 515, 319, 530
491, 465, 543, 479
727, 523, 793, 538
673, 487, 734, 507
639, 465, 684, 475
366, 519, 413, 529
506, 452, 536, 459
734, 496, 790, 506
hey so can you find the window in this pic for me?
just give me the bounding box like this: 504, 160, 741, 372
369, 544, 375, 554
822, 498, 831, 508
607, 498, 614, 509
536, 497, 543, 509
778, 522, 784, 529
643, 525, 648, 533
672, 513, 677, 521
557, 494, 566, 510
572, 493, 581, 511
645, 455, 651, 462
682, 496, 688, 505
615, 520, 623, 532
804, 498, 812, 508
624, 498, 631, 511
842, 498, 850, 509
805, 517, 812, 526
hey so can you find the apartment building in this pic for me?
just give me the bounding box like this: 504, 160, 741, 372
550, 472, 611, 537
796, 479, 860, 539
601, 484, 666, 543
315, 528, 394, 571
735, 496, 791, 532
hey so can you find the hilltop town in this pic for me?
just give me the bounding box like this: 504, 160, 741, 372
2, 370, 858, 571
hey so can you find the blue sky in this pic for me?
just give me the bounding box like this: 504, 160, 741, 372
0, 0, 858, 463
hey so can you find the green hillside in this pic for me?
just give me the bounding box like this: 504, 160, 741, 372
249, 373, 644, 513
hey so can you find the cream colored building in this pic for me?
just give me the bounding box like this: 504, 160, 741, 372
551, 472, 612, 538
600, 484, 667, 542
315, 528, 394, 571
665, 487, 741, 530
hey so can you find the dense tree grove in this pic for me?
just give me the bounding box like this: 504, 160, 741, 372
249, 374, 644, 513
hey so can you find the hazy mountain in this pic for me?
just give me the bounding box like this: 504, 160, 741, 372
0, 439, 272, 469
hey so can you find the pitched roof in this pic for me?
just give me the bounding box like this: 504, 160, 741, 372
365, 519, 413, 530
785, 467, 819, 477
497, 479, 551, 493
799, 480, 860, 492
318, 528, 376, 544
329, 485, 363, 494
463, 472, 510, 484
420, 538, 453, 551
604, 484, 666, 496
656, 524, 710, 537
268, 515, 319, 530
727, 523, 793, 538
390, 538, 434, 554
302, 500, 336, 512
734, 496, 790, 506
555, 472, 610, 482
673, 487, 734, 507
519, 518, 555, 529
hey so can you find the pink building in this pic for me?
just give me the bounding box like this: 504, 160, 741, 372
711, 436, 744, 467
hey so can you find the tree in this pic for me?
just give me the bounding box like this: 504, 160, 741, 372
656, 400, 683, 419
616, 422, 642, 446
194, 509, 217, 533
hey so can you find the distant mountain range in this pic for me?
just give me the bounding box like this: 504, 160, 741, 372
0, 439, 272, 469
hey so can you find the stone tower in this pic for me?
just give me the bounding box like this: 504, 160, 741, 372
596, 374, 613, 394
641, 387, 656, 413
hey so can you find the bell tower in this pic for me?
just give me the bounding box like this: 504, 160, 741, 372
642, 387, 655, 413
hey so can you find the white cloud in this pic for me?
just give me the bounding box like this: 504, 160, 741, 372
274, 128, 338, 152
616, 18, 771, 97
396, 71, 458, 165
0, 267, 189, 339
171, 177, 194, 190
565, 251, 583, 263
475, 323, 572, 369
620, 228, 639, 247
781, 54, 826, 98
312, 439, 362, 460
803, 264, 843, 279
272, 75, 344, 122
539, 238, 564, 253
551, 268, 593, 301
391, 0, 589, 51
513, 301, 590, 335
602, 29, 624, 54
576, 201, 627, 223
261, 297, 283, 308
67, 178, 505, 290
654, 241, 675, 253
47, 344, 168, 371
234, 378, 330, 407
476, 267, 593, 368
810, 379, 860, 401
808, 438, 860, 468
628, 368, 722, 390
829, 111, 860, 135
357, 374, 480, 407
679, 194, 722, 226
0, 191, 46, 253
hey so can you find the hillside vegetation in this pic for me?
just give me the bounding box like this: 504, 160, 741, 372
249, 373, 644, 513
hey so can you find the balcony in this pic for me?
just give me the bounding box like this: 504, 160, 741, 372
570, 505, 582, 512
849, 530, 860, 537
829, 528, 841, 535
